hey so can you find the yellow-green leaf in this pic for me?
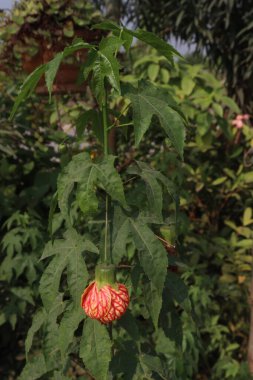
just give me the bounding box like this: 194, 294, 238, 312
243, 207, 252, 226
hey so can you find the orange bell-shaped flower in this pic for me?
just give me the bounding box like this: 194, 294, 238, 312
81, 265, 129, 323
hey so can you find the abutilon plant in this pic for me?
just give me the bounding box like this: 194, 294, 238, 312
11, 21, 188, 380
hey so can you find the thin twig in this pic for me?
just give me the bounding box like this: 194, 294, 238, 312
123, 176, 138, 185
117, 264, 134, 268
155, 234, 175, 248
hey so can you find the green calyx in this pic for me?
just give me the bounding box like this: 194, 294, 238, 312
95, 264, 116, 288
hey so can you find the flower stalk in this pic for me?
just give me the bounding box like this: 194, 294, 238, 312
102, 90, 109, 264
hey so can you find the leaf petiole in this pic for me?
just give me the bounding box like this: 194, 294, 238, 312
107, 121, 133, 131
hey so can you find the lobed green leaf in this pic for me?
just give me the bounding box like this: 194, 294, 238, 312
57, 153, 128, 225
130, 218, 168, 295
80, 319, 111, 380
39, 229, 92, 310
25, 309, 46, 359
58, 303, 84, 359
93, 21, 181, 62
123, 81, 185, 159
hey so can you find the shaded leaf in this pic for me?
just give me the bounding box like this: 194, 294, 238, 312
58, 303, 84, 359
165, 272, 188, 305
25, 310, 46, 358
46, 40, 93, 101
10, 65, 46, 119
112, 218, 130, 264
76, 109, 101, 142
11, 40, 92, 118
11, 287, 34, 305
118, 310, 140, 341
143, 281, 162, 329
19, 353, 47, 380
39, 230, 90, 310
57, 153, 127, 224
48, 191, 58, 238
92, 49, 120, 106
110, 340, 138, 380
53, 371, 69, 380
139, 354, 167, 380
128, 162, 163, 222
39, 253, 67, 312
123, 81, 185, 158
80, 318, 111, 380
45, 53, 63, 102
130, 218, 168, 294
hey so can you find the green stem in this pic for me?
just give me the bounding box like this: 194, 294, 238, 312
104, 194, 109, 263
102, 93, 109, 264
102, 103, 108, 157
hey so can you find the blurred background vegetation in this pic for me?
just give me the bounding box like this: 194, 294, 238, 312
0, 0, 253, 379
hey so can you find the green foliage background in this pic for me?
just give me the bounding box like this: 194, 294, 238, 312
0, 3, 253, 380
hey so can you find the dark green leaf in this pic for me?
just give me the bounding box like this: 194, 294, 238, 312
48, 191, 58, 238
130, 218, 168, 294
45, 40, 93, 101
131, 264, 142, 292
123, 81, 185, 158
143, 281, 162, 329
112, 218, 130, 264
39, 253, 67, 312
94, 22, 181, 62
57, 153, 92, 225
83, 49, 98, 80
128, 162, 163, 221
57, 153, 127, 224
19, 353, 47, 380
76, 109, 100, 141
39, 230, 90, 310
53, 371, 69, 380
165, 272, 188, 305
127, 29, 181, 61
58, 303, 84, 359
118, 310, 140, 341
67, 236, 89, 307
92, 49, 120, 106
11, 287, 34, 305
10, 65, 46, 120
11, 40, 93, 118
110, 341, 138, 380
165, 307, 183, 347
25, 309, 46, 358
139, 354, 167, 380
93, 21, 121, 33
80, 318, 111, 380
45, 53, 63, 102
